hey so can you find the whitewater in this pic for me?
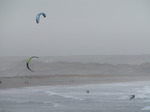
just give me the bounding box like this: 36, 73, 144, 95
0, 81, 150, 112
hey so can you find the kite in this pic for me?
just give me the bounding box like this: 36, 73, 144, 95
26, 56, 39, 72
36, 12, 46, 24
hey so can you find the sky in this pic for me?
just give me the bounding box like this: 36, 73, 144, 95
0, 0, 150, 56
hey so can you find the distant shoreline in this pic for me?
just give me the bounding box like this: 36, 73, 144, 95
0, 74, 150, 89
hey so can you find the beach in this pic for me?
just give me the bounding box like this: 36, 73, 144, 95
1, 56, 150, 111
1, 55, 150, 89
1, 0, 150, 111
1, 73, 150, 112
1, 79, 150, 112
0, 74, 150, 89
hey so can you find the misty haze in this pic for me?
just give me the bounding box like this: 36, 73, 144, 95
1, 0, 150, 112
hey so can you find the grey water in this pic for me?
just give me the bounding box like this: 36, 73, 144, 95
0, 81, 150, 112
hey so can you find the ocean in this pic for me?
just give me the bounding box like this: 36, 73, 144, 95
0, 81, 150, 112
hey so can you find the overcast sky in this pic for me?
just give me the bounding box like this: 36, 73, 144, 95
0, 0, 150, 56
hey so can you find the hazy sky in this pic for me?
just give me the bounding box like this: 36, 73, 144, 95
0, 0, 150, 56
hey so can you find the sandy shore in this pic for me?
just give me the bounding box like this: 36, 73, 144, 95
0, 74, 150, 89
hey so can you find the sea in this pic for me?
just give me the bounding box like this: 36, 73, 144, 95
0, 81, 150, 112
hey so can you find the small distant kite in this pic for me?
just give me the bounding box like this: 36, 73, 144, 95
36, 12, 46, 24
26, 56, 39, 72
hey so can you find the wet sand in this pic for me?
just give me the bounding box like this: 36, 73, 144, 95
0, 74, 150, 89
